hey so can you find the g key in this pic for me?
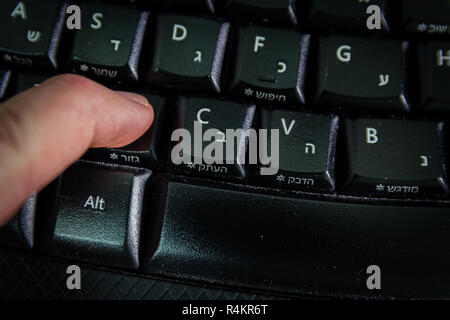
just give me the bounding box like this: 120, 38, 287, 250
314, 36, 409, 113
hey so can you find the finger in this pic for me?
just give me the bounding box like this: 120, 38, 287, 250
0, 74, 153, 225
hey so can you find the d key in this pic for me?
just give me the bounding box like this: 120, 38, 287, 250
146, 14, 230, 93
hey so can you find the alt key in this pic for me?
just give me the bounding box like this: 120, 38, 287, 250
41, 161, 151, 270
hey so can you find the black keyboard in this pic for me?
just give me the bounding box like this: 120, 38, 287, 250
1, 0, 450, 300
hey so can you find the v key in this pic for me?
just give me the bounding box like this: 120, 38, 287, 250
281, 118, 296, 135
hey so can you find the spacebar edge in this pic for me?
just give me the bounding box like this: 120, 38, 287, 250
143, 176, 450, 298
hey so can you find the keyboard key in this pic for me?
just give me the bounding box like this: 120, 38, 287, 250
0, 0, 66, 70
136, 0, 166, 9
143, 177, 450, 297
401, 0, 450, 36
166, 0, 216, 14
417, 42, 450, 112
67, 2, 149, 82
254, 110, 337, 191
41, 162, 151, 269
314, 36, 409, 112
342, 118, 447, 197
0, 195, 37, 249
304, 0, 390, 33
169, 97, 255, 181
147, 14, 230, 93
222, 0, 297, 26
228, 25, 307, 105
0, 70, 12, 100
83, 94, 167, 168
13, 73, 49, 93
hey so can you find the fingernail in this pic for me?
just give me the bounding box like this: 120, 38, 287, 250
116, 91, 149, 107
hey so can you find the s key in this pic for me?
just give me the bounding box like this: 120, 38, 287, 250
314, 36, 409, 113
342, 118, 447, 197
67, 2, 149, 82
228, 25, 307, 105
0, 0, 66, 70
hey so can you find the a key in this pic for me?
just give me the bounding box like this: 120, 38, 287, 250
401, 0, 450, 36
0, 70, 12, 101
0, 196, 37, 249
166, 0, 216, 14
228, 25, 307, 105
67, 2, 149, 82
147, 14, 229, 93
304, 0, 390, 33
143, 176, 450, 297
314, 36, 409, 112
417, 42, 450, 112
41, 161, 151, 269
254, 109, 337, 192
342, 118, 447, 197
0, 0, 66, 70
168, 97, 255, 181
13, 73, 49, 93
83, 94, 167, 168
222, 0, 298, 26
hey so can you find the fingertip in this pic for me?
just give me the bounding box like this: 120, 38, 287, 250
116, 91, 150, 108
0, 74, 157, 220
41, 76, 155, 149
116, 91, 154, 130
91, 90, 154, 149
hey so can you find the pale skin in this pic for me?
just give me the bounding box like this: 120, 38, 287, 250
0, 74, 154, 226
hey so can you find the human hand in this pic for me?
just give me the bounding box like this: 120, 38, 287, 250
0, 74, 153, 226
